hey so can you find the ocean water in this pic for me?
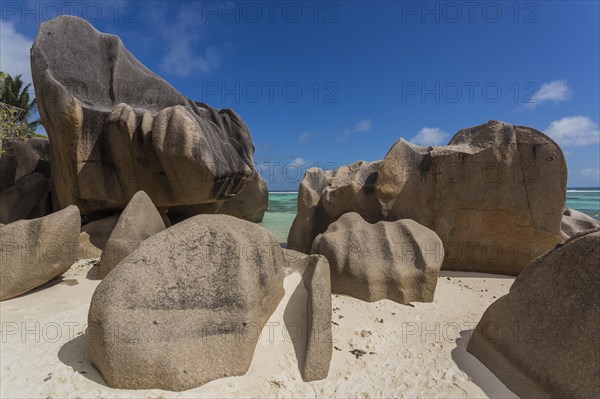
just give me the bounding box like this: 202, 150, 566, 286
260, 189, 600, 243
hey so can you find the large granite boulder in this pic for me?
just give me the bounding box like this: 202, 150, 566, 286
288, 160, 382, 253
97, 191, 166, 279
0, 138, 52, 224
376, 120, 566, 275
311, 212, 444, 304
219, 172, 268, 222
31, 16, 255, 217
561, 207, 599, 238
88, 214, 285, 390
0, 205, 80, 300
468, 229, 600, 398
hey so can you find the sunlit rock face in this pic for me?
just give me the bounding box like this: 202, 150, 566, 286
31, 16, 255, 216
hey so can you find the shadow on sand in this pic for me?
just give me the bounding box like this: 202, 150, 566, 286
282, 275, 308, 376
451, 329, 516, 398
57, 334, 107, 387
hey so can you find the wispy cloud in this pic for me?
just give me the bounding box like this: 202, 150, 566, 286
146, 4, 221, 77
336, 119, 373, 141
298, 131, 312, 145
0, 21, 33, 85
580, 168, 600, 179
410, 127, 449, 146
292, 157, 306, 166
545, 116, 600, 146
524, 80, 571, 109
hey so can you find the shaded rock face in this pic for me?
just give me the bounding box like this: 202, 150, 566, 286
0, 138, 52, 224
288, 160, 382, 253
0, 205, 80, 301
468, 229, 600, 398
301, 254, 332, 382
88, 214, 285, 391
311, 212, 444, 304
79, 215, 119, 259
376, 121, 566, 275
561, 207, 599, 238
97, 191, 166, 279
290, 121, 567, 275
219, 172, 269, 223
31, 16, 255, 217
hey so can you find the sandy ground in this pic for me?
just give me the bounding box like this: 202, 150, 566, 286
0, 259, 517, 398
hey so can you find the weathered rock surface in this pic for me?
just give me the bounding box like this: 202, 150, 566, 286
0, 137, 51, 191
97, 191, 166, 279
376, 121, 566, 275
468, 229, 600, 398
31, 16, 255, 217
301, 254, 332, 382
290, 121, 566, 275
0, 138, 52, 224
0, 172, 51, 224
561, 207, 599, 238
311, 212, 444, 304
0, 206, 80, 300
288, 160, 382, 253
219, 172, 268, 222
79, 215, 120, 259
88, 214, 285, 390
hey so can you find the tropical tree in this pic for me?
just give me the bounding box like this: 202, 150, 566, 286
0, 72, 42, 140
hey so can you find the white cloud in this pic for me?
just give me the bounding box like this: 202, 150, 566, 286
354, 119, 373, 133
0, 21, 33, 84
292, 157, 306, 165
410, 127, 449, 146
545, 116, 600, 146
580, 168, 600, 179
298, 131, 312, 144
525, 80, 570, 109
146, 5, 221, 77
336, 118, 373, 141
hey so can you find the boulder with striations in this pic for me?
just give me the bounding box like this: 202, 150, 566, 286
88, 214, 285, 390
31, 16, 256, 217
311, 212, 444, 304
561, 207, 599, 238
0, 205, 80, 300
219, 172, 269, 223
468, 228, 600, 398
288, 160, 382, 253
376, 120, 566, 275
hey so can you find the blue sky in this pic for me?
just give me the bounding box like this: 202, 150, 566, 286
1, 0, 599, 190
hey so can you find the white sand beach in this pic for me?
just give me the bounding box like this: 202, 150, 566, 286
1, 259, 517, 398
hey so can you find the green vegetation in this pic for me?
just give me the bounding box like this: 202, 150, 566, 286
0, 72, 43, 141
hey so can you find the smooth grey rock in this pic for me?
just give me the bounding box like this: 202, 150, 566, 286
468, 229, 600, 398
97, 191, 166, 279
88, 214, 285, 390
0, 206, 80, 300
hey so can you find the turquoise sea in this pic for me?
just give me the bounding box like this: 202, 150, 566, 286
260, 189, 600, 243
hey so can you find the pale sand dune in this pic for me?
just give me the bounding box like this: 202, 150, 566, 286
0, 260, 517, 398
